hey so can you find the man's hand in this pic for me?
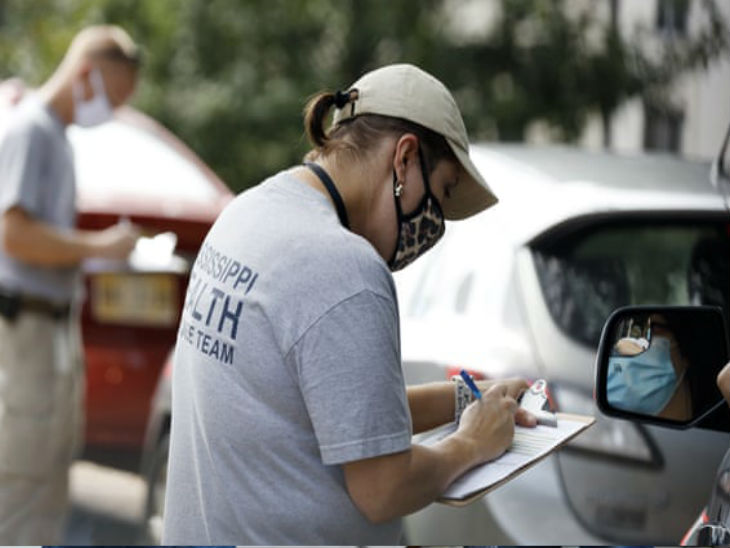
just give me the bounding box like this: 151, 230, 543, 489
89, 221, 141, 260
1, 206, 141, 266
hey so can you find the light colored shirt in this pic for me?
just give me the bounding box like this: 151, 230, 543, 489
163, 170, 412, 545
0, 95, 78, 303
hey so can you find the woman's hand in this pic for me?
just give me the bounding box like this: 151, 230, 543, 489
476, 377, 537, 427
456, 384, 518, 463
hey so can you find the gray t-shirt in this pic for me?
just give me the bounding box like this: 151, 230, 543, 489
163, 170, 412, 545
0, 96, 78, 303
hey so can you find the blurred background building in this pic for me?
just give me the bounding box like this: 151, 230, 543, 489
477, 0, 730, 158
447, 0, 730, 159
581, 0, 730, 158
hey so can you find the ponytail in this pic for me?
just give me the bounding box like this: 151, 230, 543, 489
303, 92, 337, 148
303, 89, 358, 150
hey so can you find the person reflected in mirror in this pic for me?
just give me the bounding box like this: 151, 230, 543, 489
608, 313, 692, 421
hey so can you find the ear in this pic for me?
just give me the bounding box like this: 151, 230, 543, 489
392, 133, 420, 184
76, 59, 93, 80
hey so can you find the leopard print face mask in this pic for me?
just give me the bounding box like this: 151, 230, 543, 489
388, 149, 446, 272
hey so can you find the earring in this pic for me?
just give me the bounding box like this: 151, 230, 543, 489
394, 181, 404, 197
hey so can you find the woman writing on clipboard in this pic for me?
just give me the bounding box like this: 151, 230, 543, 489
163, 64, 536, 545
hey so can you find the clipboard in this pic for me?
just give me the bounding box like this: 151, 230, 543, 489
414, 412, 595, 507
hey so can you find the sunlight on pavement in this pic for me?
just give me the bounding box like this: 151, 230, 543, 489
70, 460, 146, 523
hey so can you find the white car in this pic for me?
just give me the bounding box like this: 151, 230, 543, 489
396, 144, 730, 545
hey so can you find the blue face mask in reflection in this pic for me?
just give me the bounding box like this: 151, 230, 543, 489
607, 336, 678, 415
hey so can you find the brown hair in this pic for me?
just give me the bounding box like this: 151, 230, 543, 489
303, 91, 455, 172
63, 25, 142, 70
90, 45, 142, 67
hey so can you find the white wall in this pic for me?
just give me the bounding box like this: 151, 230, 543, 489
610, 0, 730, 159
678, 56, 730, 158
573, 0, 730, 159
455, 0, 730, 158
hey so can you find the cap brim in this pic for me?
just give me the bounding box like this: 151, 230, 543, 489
443, 140, 498, 220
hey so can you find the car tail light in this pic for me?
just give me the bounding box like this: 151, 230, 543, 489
681, 508, 710, 546
445, 366, 487, 381
163, 357, 174, 379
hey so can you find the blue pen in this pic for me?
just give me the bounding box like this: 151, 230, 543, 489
459, 369, 482, 400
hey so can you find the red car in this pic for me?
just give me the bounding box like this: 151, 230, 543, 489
71, 107, 232, 452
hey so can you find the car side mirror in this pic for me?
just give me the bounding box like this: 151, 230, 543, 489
595, 305, 730, 432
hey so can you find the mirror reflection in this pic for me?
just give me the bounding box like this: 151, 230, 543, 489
606, 309, 727, 423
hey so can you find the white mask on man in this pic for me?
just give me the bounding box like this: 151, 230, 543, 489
72, 68, 113, 127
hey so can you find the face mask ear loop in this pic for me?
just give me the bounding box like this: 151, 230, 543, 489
397, 147, 439, 224
89, 67, 107, 97
73, 69, 94, 104
72, 77, 83, 103
417, 146, 445, 217
417, 147, 433, 195
388, 168, 405, 268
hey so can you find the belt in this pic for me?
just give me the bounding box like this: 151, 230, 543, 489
0, 290, 71, 321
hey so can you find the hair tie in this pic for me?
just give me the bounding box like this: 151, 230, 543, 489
333, 89, 354, 109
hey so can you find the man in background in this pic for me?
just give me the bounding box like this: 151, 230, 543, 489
0, 25, 141, 543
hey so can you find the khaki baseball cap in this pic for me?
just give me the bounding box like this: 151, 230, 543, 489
332, 63, 497, 220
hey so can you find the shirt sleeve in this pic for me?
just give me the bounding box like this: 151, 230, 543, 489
290, 289, 412, 465
0, 120, 47, 216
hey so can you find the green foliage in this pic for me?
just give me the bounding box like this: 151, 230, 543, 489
0, 0, 727, 192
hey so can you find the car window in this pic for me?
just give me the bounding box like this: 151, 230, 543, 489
532, 219, 730, 348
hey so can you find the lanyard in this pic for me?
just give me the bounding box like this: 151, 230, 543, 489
304, 162, 350, 230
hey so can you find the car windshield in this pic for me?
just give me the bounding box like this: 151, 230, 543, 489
532, 218, 730, 348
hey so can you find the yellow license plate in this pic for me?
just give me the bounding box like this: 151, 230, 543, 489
91, 273, 179, 327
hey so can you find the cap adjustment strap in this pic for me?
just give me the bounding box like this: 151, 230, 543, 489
333, 88, 359, 116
